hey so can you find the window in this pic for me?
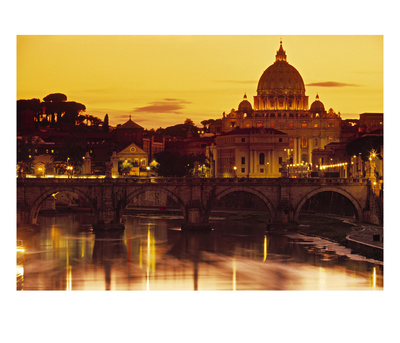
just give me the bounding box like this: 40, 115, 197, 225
279, 138, 282, 142
241, 157, 246, 164
279, 157, 283, 164
259, 153, 265, 165
301, 122, 308, 128
301, 137, 308, 148
260, 168, 264, 173
314, 123, 319, 128
241, 138, 245, 142
241, 168, 245, 173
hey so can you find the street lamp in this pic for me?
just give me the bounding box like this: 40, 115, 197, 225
146, 166, 150, 178
233, 166, 237, 178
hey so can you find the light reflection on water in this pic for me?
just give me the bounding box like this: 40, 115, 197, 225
16, 213, 383, 291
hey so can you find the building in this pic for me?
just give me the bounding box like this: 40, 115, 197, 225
113, 115, 144, 150
358, 113, 383, 133
219, 41, 342, 167
209, 127, 289, 178
115, 142, 149, 176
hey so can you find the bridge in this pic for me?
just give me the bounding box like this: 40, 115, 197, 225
17, 177, 382, 230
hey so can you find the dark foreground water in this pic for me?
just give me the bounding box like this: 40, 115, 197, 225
16, 213, 383, 290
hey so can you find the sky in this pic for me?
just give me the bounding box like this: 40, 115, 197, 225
17, 35, 383, 129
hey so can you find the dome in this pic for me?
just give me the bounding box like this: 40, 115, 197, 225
309, 94, 325, 113
238, 94, 253, 112
257, 42, 305, 96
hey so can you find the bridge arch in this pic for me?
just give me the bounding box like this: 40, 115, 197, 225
29, 187, 96, 225
210, 186, 276, 221
123, 186, 186, 218
294, 187, 363, 222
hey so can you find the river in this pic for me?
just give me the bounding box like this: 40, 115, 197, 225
16, 212, 383, 291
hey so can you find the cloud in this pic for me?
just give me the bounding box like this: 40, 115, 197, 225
132, 98, 191, 114
306, 81, 360, 87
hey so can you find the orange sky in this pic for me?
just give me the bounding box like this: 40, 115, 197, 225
17, 35, 383, 129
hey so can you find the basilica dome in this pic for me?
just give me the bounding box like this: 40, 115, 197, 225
309, 94, 325, 114
257, 42, 306, 97
238, 94, 253, 112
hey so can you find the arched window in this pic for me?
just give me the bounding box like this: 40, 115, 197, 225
259, 153, 265, 165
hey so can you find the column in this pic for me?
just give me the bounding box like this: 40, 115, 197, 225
308, 138, 312, 164
293, 136, 297, 165
253, 150, 257, 176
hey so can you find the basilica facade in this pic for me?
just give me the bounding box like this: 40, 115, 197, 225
210, 41, 342, 177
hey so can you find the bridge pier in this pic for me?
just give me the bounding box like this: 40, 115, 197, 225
181, 200, 211, 231
274, 200, 295, 225
93, 188, 125, 232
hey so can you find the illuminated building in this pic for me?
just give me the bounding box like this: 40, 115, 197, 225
209, 127, 288, 178
213, 41, 342, 176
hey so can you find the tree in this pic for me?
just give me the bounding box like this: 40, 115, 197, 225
91, 116, 102, 127
17, 98, 42, 133
51, 136, 86, 174
154, 151, 187, 177
103, 114, 109, 132
62, 101, 86, 124
43, 93, 68, 126
346, 135, 383, 161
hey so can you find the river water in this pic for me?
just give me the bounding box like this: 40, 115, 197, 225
16, 212, 383, 291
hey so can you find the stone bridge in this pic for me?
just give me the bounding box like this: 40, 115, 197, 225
17, 177, 382, 230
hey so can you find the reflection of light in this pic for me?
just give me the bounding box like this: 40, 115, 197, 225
147, 229, 151, 291
263, 235, 267, 262
372, 267, 377, 288
16, 265, 24, 278
232, 256, 236, 291
66, 266, 72, 291
66, 238, 72, 291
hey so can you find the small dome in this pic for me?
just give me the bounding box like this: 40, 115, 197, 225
238, 94, 253, 112
309, 94, 325, 113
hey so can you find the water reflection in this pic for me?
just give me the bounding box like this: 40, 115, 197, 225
16, 213, 383, 290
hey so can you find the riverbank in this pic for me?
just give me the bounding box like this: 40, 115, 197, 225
297, 214, 383, 261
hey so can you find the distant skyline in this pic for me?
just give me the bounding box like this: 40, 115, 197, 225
17, 35, 383, 129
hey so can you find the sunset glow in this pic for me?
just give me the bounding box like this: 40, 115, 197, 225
17, 35, 383, 129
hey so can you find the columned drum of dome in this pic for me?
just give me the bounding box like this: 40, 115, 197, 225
254, 41, 308, 111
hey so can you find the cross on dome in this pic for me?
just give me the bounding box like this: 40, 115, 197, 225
276, 40, 287, 62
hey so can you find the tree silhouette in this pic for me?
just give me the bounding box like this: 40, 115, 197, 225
103, 114, 109, 132
62, 101, 86, 124
43, 93, 68, 126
